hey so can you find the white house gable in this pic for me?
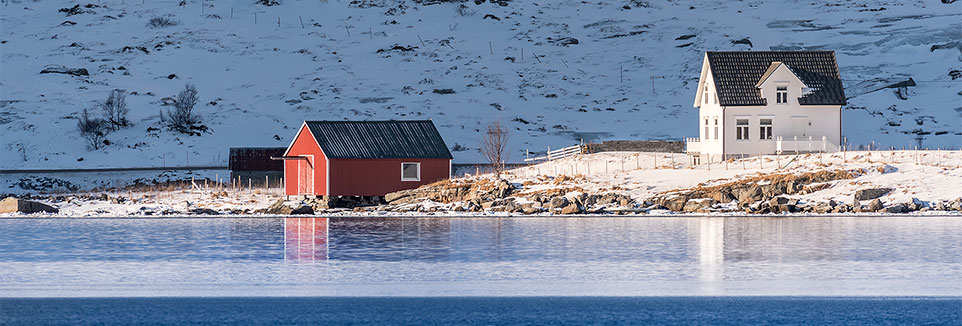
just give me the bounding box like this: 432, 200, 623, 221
755, 63, 807, 107
693, 55, 717, 108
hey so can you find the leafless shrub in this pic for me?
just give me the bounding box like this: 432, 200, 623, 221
15, 140, 29, 161
480, 120, 509, 178
77, 108, 108, 150
455, 3, 474, 16
101, 89, 129, 130
148, 17, 178, 28
165, 84, 199, 133
256, 0, 280, 6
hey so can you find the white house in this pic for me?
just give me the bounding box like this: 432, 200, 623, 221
685, 51, 846, 165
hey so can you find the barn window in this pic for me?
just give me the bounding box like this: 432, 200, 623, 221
401, 162, 421, 181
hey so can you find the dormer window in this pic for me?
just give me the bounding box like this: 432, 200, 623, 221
776, 86, 788, 104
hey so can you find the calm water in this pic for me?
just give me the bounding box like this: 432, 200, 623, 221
1, 216, 960, 297
1, 217, 960, 324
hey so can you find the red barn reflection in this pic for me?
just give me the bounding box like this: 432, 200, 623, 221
284, 218, 328, 261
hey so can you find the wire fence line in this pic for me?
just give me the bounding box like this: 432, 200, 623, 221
503, 149, 962, 179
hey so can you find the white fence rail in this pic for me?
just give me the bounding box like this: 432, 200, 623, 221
776, 136, 840, 154
525, 144, 583, 162
684, 137, 701, 153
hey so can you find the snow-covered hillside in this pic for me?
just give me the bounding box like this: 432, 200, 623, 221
1, 0, 960, 168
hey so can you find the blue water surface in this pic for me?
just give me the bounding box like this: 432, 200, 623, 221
3, 296, 960, 326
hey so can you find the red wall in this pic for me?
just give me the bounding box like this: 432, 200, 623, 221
328, 158, 450, 196
284, 125, 328, 196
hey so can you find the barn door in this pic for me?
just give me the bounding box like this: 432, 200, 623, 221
297, 156, 314, 195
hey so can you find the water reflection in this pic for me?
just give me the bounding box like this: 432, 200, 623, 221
2, 217, 959, 266
1, 217, 960, 297
284, 218, 328, 261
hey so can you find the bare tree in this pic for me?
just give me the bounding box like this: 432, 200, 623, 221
456, 3, 473, 16
77, 108, 108, 150
480, 120, 509, 178
166, 83, 199, 133
16, 140, 29, 161
101, 89, 129, 130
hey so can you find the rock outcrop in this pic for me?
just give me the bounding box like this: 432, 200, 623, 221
260, 199, 314, 215
854, 188, 892, 201
650, 170, 855, 213
0, 197, 59, 214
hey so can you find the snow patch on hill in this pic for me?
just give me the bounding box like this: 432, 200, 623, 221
1, 0, 959, 170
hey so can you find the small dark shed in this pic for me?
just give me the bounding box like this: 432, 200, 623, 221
228, 147, 286, 186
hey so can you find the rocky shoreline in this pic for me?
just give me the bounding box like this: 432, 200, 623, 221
257, 173, 962, 216
2, 163, 961, 217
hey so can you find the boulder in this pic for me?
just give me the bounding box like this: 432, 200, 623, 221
0, 197, 59, 214
560, 202, 582, 214
884, 204, 907, 214
854, 188, 892, 201
40, 66, 89, 76
951, 198, 962, 211
663, 195, 689, 211
683, 198, 717, 212
189, 208, 220, 215
494, 179, 514, 198
866, 199, 884, 212
709, 190, 735, 203
907, 198, 924, 211
522, 206, 542, 215
770, 196, 790, 207
263, 199, 314, 215
549, 197, 569, 209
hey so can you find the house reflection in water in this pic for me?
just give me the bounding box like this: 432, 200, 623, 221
284, 218, 328, 261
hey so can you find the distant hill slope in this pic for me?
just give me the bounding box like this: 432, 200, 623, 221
1, 0, 959, 168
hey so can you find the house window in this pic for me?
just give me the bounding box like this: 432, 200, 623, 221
703, 85, 709, 104
713, 117, 719, 140
776, 86, 788, 104
736, 119, 749, 140
401, 162, 420, 181
760, 118, 773, 140
704, 118, 709, 140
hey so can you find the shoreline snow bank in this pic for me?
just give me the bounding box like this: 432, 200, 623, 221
2, 151, 960, 217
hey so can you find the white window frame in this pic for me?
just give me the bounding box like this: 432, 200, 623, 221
735, 119, 750, 141
703, 118, 709, 140
776, 85, 788, 104
759, 118, 774, 140
713, 117, 719, 140
703, 85, 709, 104
400, 162, 421, 182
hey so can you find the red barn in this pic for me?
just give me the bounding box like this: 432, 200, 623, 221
279, 120, 452, 198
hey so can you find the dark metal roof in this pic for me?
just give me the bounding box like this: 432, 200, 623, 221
229, 147, 286, 171
304, 120, 453, 159
706, 51, 846, 106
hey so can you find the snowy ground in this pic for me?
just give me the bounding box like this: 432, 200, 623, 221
1, 0, 960, 172
3, 150, 960, 217
506, 150, 962, 206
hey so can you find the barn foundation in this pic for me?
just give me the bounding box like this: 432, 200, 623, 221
304, 195, 385, 209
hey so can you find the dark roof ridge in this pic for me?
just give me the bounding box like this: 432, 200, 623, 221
301, 120, 452, 160
704, 51, 845, 106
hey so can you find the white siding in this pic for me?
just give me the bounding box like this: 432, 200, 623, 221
691, 57, 842, 161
